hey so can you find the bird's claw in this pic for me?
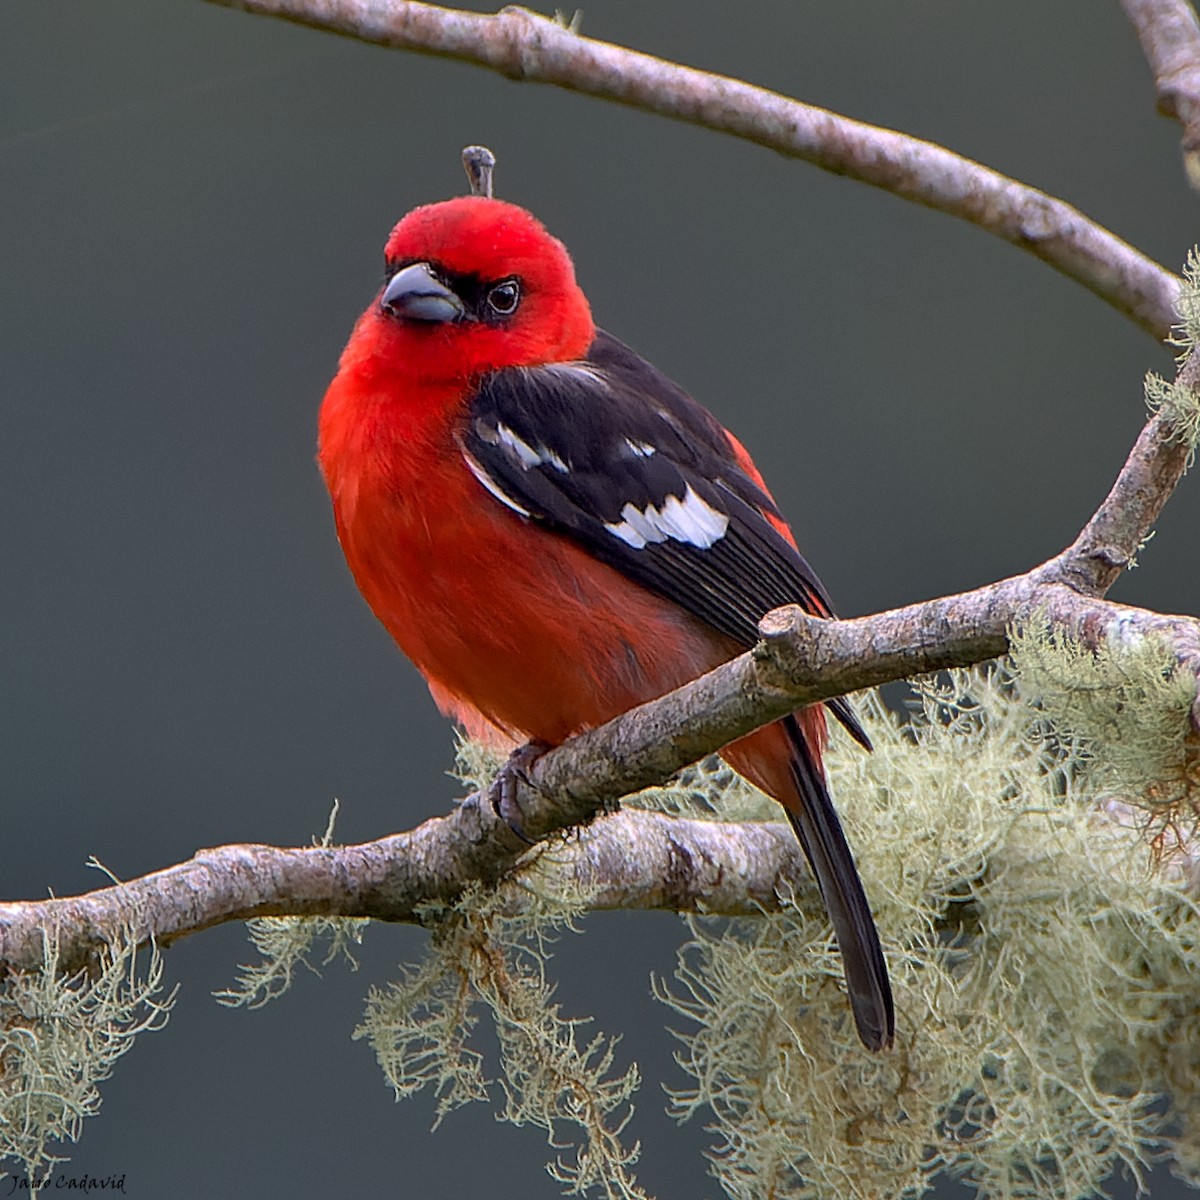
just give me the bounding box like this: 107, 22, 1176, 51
488, 739, 550, 843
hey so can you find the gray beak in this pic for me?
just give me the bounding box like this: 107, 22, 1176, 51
381, 262, 465, 324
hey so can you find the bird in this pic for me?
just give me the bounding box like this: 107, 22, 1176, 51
317, 148, 894, 1051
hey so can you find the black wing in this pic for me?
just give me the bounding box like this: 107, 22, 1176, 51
460, 328, 868, 748
465, 330, 892, 1047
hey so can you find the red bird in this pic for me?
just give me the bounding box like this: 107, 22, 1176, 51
318, 166, 894, 1051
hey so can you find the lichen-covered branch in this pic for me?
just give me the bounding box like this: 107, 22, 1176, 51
202, 0, 1181, 338
0, 594, 1195, 974
1122, 0, 1200, 190
0, 812, 811, 976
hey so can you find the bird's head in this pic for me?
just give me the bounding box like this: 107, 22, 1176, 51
344, 195, 595, 385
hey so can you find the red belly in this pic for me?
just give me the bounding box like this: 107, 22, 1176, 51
333, 438, 729, 745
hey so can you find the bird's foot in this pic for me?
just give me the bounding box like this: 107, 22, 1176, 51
488, 739, 551, 843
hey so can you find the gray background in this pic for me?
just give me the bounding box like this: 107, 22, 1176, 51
2, 1, 1197, 1196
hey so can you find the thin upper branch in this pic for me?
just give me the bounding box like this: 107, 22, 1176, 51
203, 0, 1181, 338
1036, 347, 1200, 598
1122, 0, 1200, 190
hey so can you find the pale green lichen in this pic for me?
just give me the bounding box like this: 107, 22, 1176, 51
1146, 372, 1200, 464
1010, 620, 1198, 826
213, 911, 366, 1010
0, 928, 174, 1190
351, 899, 490, 1123
215, 800, 367, 1010
449, 732, 508, 795
656, 654, 1200, 1200
363, 740, 646, 1193
1153, 247, 1200, 463
1171, 247, 1200, 357
355, 886, 647, 1200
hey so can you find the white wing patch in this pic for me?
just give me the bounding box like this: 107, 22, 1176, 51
536, 361, 610, 390
484, 422, 569, 473
461, 448, 532, 517
624, 438, 657, 458
605, 485, 729, 550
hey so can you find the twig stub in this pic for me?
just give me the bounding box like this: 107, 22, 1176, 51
462, 145, 496, 198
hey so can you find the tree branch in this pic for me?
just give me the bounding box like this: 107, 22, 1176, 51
1122, 0, 1200, 191
1035, 343, 1200, 596
203, 0, 1181, 339
0, 812, 814, 974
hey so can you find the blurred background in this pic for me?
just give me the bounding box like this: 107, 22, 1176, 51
2, 1, 1197, 1196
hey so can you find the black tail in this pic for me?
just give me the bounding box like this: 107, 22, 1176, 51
783, 714, 894, 1051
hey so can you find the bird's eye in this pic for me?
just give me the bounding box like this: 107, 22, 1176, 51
486, 279, 521, 316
